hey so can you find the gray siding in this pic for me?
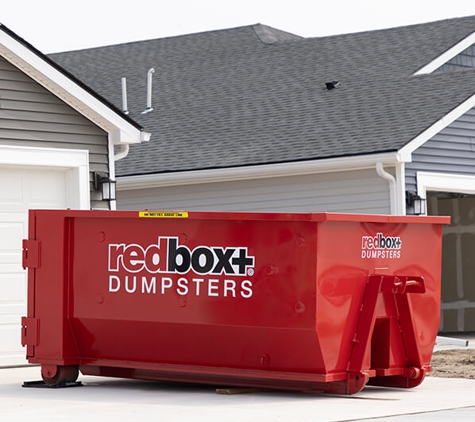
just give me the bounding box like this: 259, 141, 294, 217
118, 168, 391, 214
405, 107, 475, 191
0, 57, 109, 209
437, 44, 475, 72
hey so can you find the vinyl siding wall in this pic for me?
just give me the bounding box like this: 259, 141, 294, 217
405, 107, 475, 192
437, 44, 475, 72
118, 168, 391, 214
0, 57, 109, 209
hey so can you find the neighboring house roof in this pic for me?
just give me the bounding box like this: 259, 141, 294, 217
48, 16, 475, 177
0, 23, 149, 145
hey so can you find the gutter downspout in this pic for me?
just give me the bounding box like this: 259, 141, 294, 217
114, 144, 130, 161
376, 162, 397, 215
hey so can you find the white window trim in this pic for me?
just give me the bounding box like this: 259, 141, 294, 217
0, 145, 90, 209
417, 171, 475, 199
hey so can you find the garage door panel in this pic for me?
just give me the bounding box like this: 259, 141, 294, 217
0, 219, 25, 283
0, 221, 25, 250
0, 255, 22, 266
0, 190, 23, 207
0, 262, 22, 272
0, 273, 26, 309
29, 170, 66, 205
0, 325, 25, 366
0, 306, 25, 321
0, 177, 21, 198
0, 168, 25, 216
0, 167, 67, 367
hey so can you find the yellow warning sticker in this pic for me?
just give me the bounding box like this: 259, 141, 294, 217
139, 211, 189, 218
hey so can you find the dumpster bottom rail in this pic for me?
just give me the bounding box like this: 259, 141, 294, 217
78, 361, 370, 395
37, 357, 430, 395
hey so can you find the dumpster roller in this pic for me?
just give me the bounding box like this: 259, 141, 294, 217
21, 210, 449, 394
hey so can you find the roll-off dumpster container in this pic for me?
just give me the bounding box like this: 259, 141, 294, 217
21, 210, 449, 394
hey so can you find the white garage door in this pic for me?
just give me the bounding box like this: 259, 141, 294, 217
0, 166, 67, 366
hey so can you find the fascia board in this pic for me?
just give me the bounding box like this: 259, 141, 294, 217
0, 28, 147, 144
118, 152, 405, 190
414, 31, 475, 75
399, 92, 475, 157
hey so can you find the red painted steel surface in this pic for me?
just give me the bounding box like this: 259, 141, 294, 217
22, 210, 449, 394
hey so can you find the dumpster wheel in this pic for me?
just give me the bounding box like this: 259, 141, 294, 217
41, 365, 79, 387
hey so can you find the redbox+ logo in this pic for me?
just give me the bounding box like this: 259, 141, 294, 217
108, 237, 255, 276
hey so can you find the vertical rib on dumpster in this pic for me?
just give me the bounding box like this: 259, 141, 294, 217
342, 275, 382, 394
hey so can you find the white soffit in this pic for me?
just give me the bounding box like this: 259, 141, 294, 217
414, 31, 475, 75
0, 26, 149, 144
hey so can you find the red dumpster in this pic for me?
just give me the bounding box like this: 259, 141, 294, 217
21, 210, 449, 394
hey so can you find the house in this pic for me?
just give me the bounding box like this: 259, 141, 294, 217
0, 24, 149, 367
50, 16, 475, 333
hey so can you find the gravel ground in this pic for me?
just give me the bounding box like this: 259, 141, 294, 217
428, 349, 475, 379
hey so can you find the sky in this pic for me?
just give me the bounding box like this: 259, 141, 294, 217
2, 0, 475, 54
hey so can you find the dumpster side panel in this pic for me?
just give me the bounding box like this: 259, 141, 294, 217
69, 216, 326, 373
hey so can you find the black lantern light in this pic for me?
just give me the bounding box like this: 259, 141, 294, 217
405, 191, 426, 215
94, 172, 117, 202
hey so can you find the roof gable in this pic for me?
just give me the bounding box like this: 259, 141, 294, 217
48, 17, 475, 176
0, 23, 149, 144
434, 43, 475, 72
415, 31, 475, 75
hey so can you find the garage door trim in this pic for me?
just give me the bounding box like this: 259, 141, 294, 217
0, 145, 90, 209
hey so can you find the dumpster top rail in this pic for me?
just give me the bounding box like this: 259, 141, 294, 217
31, 209, 451, 224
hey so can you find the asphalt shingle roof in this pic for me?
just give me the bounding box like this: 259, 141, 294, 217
49, 16, 475, 177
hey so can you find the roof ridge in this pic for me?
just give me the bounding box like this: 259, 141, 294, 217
305, 14, 475, 41
252, 23, 303, 44
50, 24, 276, 55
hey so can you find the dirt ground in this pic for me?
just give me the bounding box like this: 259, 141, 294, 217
428, 349, 475, 379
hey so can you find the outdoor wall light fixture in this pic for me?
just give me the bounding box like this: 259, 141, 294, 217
94, 172, 117, 202
405, 191, 426, 215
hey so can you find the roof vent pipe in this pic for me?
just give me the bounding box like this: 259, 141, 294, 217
141, 68, 155, 114
121, 77, 129, 115
325, 80, 340, 90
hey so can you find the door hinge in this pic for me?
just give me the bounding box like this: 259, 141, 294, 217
21, 317, 39, 347
22, 240, 40, 269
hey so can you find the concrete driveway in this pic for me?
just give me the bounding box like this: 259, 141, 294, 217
1, 363, 474, 422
